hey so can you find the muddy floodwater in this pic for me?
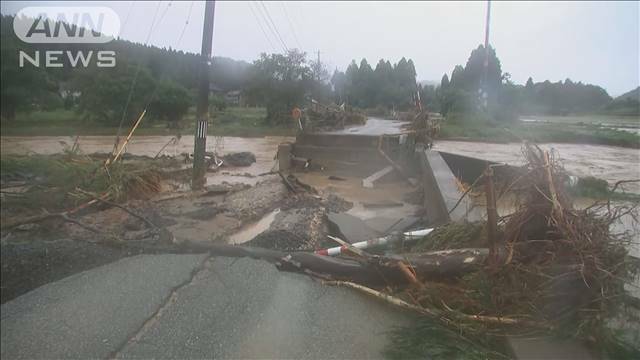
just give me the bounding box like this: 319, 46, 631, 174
1, 135, 293, 186
434, 140, 640, 194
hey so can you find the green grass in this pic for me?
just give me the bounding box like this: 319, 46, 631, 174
209, 107, 294, 137
439, 113, 640, 148
384, 318, 510, 359
1, 107, 294, 137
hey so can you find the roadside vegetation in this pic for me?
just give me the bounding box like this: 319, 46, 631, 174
1, 107, 294, 137
438, 113, 640, 148
0, 150, 177, 218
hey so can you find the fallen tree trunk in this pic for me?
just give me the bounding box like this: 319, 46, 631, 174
179, 241, 489, 284
385, 248, 489, 277
324, 280, 547, 328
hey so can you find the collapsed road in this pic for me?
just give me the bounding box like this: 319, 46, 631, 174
0, 117, 432, 359
2, 114, 638, 359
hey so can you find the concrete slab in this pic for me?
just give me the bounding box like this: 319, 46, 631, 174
418, 148, 483, 225
364, 216, 420, 235
362, 166, 394, 188
1, 254, 208, 360
327, 212, 381, 243
118, 257, 411, 359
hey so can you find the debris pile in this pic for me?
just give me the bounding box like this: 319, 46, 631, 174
221, 143, 638, 358
222, 152, 256, 167
304, 107, 366, 132
382, 144, 639, 358
1, 153, 179, 224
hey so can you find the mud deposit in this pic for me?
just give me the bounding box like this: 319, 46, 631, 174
1, 136, 294, 303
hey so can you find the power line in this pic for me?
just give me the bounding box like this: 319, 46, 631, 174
120, 1, 135, 36
280, 1, 302, 50
175, 2, 195, 51
257, 1, 289, 52
153, 1, 174, 38
113, 1, 163, 150
247, 1, 277, 52
143, 1, 196, 109
253, 1, 287, 53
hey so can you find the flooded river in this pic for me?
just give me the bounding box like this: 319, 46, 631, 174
434, 140, 640, 194
1, 135, 293, 186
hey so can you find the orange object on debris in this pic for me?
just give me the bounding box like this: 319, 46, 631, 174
291, 107, 302, 120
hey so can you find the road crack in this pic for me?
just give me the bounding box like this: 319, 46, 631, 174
108, 254, 212, 359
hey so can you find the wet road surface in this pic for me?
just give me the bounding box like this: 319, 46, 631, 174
1, 254, 411, 359
321, 117, 407, 135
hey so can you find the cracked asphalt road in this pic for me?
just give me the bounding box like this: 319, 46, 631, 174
1, 254, 411, 359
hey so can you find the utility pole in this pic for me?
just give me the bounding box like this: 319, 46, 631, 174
316, 50, 321, 81
192, 0, 216, 189
482, 0, 491, 110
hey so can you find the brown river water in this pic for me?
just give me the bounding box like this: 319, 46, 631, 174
2, 136, 638, 250
434, 140, 640, 194
1, 135, 293, 186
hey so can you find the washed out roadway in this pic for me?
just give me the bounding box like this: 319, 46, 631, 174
1, 254, 411, 359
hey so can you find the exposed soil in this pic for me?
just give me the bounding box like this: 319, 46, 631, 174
0, 136, 291, 303
0, 134, 417, 304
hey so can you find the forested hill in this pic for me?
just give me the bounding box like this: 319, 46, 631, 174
605, 87, 640, 116
0, 15, 252, 90
0, 14, 252, 121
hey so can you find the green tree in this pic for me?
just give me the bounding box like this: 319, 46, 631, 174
248, 49, 312, 124
331, 69, 347, 104
440, 74, 450, 90
0, 15, 60, 120
75, 63, 155, 125
148, 81, 191, 127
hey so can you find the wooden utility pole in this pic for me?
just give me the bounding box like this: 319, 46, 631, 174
192, 0, 216, 189
316, 50, 321, 81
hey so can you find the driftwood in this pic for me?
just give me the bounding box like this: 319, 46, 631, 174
324, 280, 544, 328
278, 171, 297, 193
76, 189, 157, 229
385, 248, 489, 277
180, 241, 489, 285
1, 191, 110, 230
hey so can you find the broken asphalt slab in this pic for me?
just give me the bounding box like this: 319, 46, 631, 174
2, 254, 412, 359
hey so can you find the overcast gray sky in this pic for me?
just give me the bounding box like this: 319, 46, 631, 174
2, 1, 638, 96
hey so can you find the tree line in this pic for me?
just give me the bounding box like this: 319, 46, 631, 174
330, 57, 418, 110
0, 14, 252, 125
425, 44, 629, 122
1, 14, 635, 129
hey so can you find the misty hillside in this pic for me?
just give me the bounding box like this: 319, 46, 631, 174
614, 87, 640, 102
606, 87, 640, 116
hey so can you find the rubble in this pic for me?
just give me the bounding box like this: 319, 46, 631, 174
2, 118, 638, 359
222, 152, 256, 167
